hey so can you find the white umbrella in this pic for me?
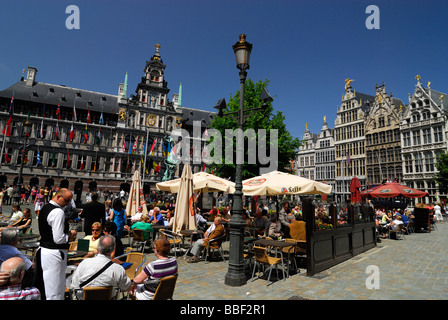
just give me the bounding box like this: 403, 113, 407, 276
125, 170, 148, 217
156, 171, 235, 194
242, 170, 332, 196
172, 163, 196, 233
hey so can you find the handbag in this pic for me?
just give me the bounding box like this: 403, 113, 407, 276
143, 278, 161, 292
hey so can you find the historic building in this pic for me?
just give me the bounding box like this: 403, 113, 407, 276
333, 80, 374, 203
400, 76, 448, 204
0, 45, 214, 194
364, 83, 404, 185
314, 116, 335, 192
297, 123, 318, 180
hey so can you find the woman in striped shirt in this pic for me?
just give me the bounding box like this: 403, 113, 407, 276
131, 238, 178, 300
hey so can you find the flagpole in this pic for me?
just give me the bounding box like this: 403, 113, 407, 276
142, 127, 149, 186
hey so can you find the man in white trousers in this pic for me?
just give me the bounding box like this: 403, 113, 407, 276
33, 188, 77, 300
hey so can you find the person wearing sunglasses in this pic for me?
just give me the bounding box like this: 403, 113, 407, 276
34, 188, 77, 300
82, 222, 103, 258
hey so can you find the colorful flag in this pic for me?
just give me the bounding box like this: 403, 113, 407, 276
83, 125, 88, 144
87, 106, 91, 124
149, 139, 156, 155
141, 157, 149, 174
2, 116, 12, 136
69, 123, 75, 142
8, 95, 14, 114
132, 136, 138, 154
95, 127, 101, 145
80, 156, 85, 170
36, 150, 42, 166
152, 160, 160, 172
99, 112, 104, 124
122, 138, 126, 152
4, 147, 10, 163
40, 120, 44, 138
56, 100, 61, 120
55, 122, 60, 140
93, 157, 97, 171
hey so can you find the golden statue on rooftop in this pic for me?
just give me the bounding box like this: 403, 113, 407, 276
415, 75, 421, 82
344, 78, 354, 92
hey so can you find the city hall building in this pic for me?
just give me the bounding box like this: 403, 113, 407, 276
0, 45, 215, 194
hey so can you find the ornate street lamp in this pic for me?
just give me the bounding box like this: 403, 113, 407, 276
224, 34, 253, 287
16, 119, 32, 187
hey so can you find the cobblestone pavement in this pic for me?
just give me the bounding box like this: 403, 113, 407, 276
7, 203, 448, 300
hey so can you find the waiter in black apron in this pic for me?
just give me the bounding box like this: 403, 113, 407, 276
33, 188, 77, 300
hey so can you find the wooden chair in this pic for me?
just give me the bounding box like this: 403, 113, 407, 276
82, 286, 113, 300
159, 229, 183, 257
251, 246, 285, 286
131, 229, 152, 253
153, 275, 178, 300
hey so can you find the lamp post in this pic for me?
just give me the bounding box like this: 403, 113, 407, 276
224, 34, 253, 287
216, 35, 273, 286
16, 119, 32, 188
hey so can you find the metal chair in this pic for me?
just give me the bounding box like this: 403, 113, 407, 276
389, 224, 406, 240
282, 238, 299, 277
159, 229, 183, 257
153, 275, 178, 300
202, 232, 226, 263
131, 229, 152, 253
251, 246, 285, 286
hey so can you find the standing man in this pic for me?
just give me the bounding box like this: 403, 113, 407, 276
79, 192, 105, 235
34, 188, 77, 300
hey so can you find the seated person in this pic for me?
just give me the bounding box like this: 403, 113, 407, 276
0, 257, 40, 300
103, 221, 125, 262
82, 222, 103, 258
130, 206, 145, 223
187, 217, 224, 263
8, 204, 23, 226
70, 235, 131, 296
8, 209, 32, 233
400, 213, 410, 227
131, 238, 178, 300
166, 210, 174, 227
149, 207, 164, 226
0, 228, 34, 288
265, 213, 282, 239
389, 215, 404, 231
129, 214, 153, 240
251, 208, 268, 236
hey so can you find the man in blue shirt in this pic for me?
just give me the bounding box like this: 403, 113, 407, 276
149, 207, 164, 225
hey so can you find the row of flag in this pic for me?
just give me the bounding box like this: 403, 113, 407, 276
1, 95, 208, 173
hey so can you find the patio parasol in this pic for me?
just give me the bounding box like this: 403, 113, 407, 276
360, 182, 428, 199
156, 171, 235, 194
172, 163, 196, 233
350, 177, 362, 203
125, 170, 148, 217
242, 170, 332, 196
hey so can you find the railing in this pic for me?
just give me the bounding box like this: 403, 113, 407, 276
303, 198, 376, 276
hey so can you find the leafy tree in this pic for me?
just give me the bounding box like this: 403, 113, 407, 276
208, 79, 301, 180
434, 151, 448, 194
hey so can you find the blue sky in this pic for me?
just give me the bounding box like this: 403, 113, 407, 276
1, 0, 448, 140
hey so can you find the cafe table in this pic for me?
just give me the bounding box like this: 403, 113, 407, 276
18, 233, 40, 243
